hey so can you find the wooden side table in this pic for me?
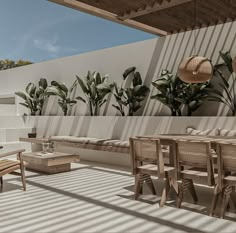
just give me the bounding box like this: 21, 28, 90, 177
22, 152, 80, 174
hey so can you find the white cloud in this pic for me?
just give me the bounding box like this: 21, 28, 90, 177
33, 37, 60, 53
32, 37, 78, 59
9, 14, 80, 59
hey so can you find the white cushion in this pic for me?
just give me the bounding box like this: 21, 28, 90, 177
219, 129, 236, 137
186, 127, 219, 136
51, 136, 110, 145
51, 136, 130, 148
103, 140, 129, 148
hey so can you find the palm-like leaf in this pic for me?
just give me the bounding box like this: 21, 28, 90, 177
46, 80, 79, 116
51, 81, 68, 94
151, 70, 182, 116
133, 72, 142, 86
15, 78, 49, 115
76, 71, 114, 116
39, 78, 48, 89
219, 51, 233, 73
113, 67, 149, 116
151, 69, 218, 116
213, 50, 236, 115
123, 67, 136, 80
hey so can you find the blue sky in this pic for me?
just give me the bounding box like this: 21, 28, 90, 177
0, 0, 156, 63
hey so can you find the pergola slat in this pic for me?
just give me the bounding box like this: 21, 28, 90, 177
49, 0, 168, 36
118, 0, 193, 21
49, 0, 236, 36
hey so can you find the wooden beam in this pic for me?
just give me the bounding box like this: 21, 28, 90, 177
48, 0, 168, 36
118, 0, 193, 21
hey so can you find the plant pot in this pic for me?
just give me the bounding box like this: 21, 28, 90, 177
28, 133, 37, 138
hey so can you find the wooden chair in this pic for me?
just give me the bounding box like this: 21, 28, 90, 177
176, 139, 217, 209
0, 149, 26, 192
211, 142, 236, 218
129, 137, 178, 207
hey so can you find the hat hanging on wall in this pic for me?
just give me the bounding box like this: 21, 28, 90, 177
178, 56, 213, 83
178, 0, 213, 83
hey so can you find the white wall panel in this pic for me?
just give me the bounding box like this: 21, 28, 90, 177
1, 21, 236, 116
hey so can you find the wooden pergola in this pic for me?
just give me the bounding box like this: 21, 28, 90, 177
49, 0, 236, 36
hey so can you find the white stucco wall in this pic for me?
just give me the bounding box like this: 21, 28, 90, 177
1, 21, 236, 116
0, 38, 161, 116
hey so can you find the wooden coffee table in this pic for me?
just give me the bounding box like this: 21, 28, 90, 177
22, 151, 80, 174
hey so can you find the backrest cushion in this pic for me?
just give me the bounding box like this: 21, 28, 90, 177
186, 127, 220, 136
219, 129, 236, 137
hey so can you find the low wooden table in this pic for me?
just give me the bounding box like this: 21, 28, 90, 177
22, 151, 80, 174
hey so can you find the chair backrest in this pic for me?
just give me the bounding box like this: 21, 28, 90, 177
216, 142, 236, 190
176, 139, 214, 185
217, 142, 236, 172
129, 137, 164, 178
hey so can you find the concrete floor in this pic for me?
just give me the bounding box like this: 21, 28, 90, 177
0, 161, 236, 233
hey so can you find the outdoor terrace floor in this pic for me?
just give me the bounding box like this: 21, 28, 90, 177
1, 161, 236, 233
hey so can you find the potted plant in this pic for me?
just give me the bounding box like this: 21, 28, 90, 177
76, 71, 115, 116
45, 80, 79, 116
151, 69, 220, 116
15, 78, 49, 116
112, 67, 149, 116
151, 70, 182, 116
208, 51, 236, 116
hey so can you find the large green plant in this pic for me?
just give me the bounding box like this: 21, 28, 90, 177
112, 67, 149, 116
151, 70, 183, 116
177, 82, 214, 116
209, 51, 236, 116
151, 70, 218, 116
76, 71, 114, 116
15, 78, 48, 115
45, 80, 78, 116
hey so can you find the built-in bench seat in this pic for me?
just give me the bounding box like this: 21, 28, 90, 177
50, 136, 171, 159
50, 136, 130, 154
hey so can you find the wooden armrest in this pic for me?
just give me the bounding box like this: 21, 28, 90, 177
0, 149, 25, 158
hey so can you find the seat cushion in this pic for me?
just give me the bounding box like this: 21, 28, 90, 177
102, 140, 129, 148
51, 136, 111, 145
0, 160, 20, 171
51, 136, 130, 148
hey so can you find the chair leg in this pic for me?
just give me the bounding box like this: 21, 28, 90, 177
177, 182, 183, 208
19, 159, 26, 191
230, 187, 236, 211
134, 174, 141, 200
177, 179, 198, 207
209, 185, 221, 217
220, 186, 232, 219
144, 175, 156, 195
160, 175, 170, 207
0, 176, 3, 191
188, 179, 198, 204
